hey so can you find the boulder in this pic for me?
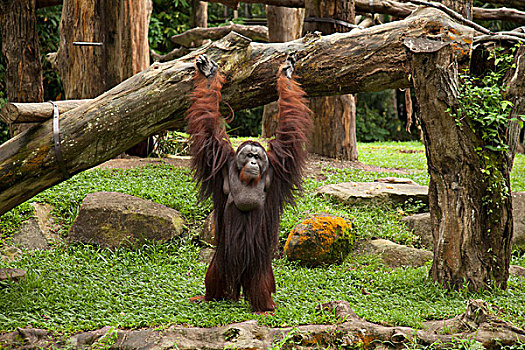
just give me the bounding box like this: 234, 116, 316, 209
357, 238, 433, 268
510, 265, 525, 278
512, 192, 525, 249
199, 247, 215, 264
401, 213, 432, 249
11, 203, 61, 250
284, 213, 354, 266
199, 211, 215, 246
316, 181, 428, 206
68, 192, 184, 248
1, 246, 22, 261
403, 192, 525, 251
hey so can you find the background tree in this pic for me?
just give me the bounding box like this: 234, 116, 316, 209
303, 0, 358, 160
55, 0, 152, 99
261, 4, 304, 138
0, 0, 44, 136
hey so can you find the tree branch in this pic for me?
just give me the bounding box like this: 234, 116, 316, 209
171, 23, 269, 47
408, 0, 492, 34
478, 0, 525, 11
150, 48, 191, 62
355, 0, 525, 25
0, 100, 91, 123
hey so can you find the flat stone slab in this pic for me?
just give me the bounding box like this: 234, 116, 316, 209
69, 192, 184, 248
357, 238, 433, 268
316, 181, 428, 206
403, 192, 525, 250
12, 203, 61, 250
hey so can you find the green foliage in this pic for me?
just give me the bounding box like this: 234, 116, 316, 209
149, 0, 191, 53
450, 45, 523, 206
2, 243, 525, 332
453, 46, 520, 153
36, 5, 64, 102
356, 91, 418, 142
157, 131, 190, 156
228, 106, 263, 137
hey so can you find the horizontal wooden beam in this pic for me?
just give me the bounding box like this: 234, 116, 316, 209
0, 100, 91, 123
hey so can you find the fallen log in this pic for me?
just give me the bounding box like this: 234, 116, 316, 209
0, 100, 91, 124
0, 7, 474, 216
0, 300, 523, 349
171, 23, 269, 47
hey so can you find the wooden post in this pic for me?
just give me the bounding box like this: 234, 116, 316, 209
303, 0, 358, 161
261, 5, 305, 138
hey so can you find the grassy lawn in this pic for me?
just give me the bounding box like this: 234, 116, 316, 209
1, 141, 524, 334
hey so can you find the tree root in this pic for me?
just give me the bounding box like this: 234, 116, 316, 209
1, 300, 524, 349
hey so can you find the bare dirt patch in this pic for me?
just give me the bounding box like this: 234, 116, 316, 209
97, 154, 410, 179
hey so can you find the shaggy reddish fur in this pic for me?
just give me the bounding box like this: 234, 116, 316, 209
186, 61, 311, 312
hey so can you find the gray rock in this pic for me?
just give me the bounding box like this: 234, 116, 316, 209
403, 192, 525, 251
512, 192, 525, 249
357, 238, 433, 268
12, 218, 49, 250
1, 246, 22, 261
68, 192, 184, 248
510, 265, 525, 278
0, 268, 26, 282
402, 213, 432, 249
11, 203, 61, 250
199, 211, 215, 245
317, 181, 428, 206
199, 247, 215, 264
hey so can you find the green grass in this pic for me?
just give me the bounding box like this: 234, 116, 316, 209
1, 244, 524, 333
1, 141, 525, 334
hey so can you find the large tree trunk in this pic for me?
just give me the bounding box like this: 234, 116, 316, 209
261, 5, 304, 138
0, 0, 44, 136
56, 0, 105, 99
110, 0, 154, 156
57, 0, 152, 98
190, 0, 208, 47
441, 0, 474, 19
303, 0, 358, 160
0, 8, 475, 216
408, 41, 523, 291
56, 0, 152, 155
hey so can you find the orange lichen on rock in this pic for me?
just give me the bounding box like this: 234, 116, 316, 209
284, 213, 354, 266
